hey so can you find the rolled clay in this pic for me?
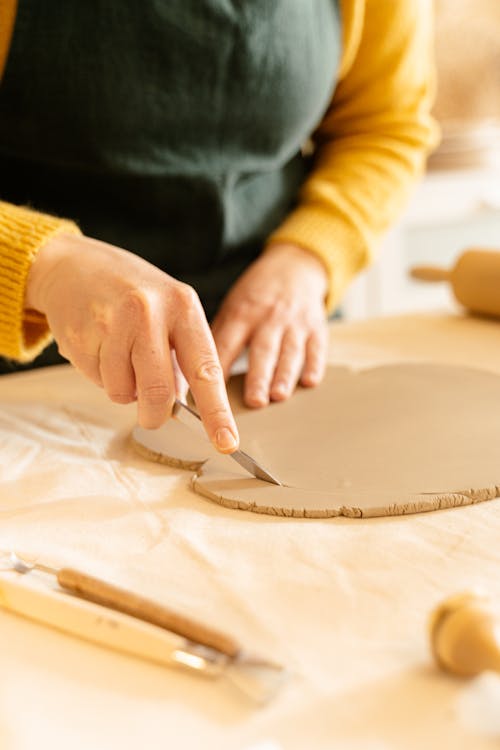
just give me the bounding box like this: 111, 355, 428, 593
411, 248, 500, 319
132, 363, 500, 518
429, 593, 500, 677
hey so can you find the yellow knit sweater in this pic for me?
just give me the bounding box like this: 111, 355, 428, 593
0, 0, 437, 362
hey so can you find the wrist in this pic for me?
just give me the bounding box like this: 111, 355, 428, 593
25, 231, 75, 312
264, 242, 329, 297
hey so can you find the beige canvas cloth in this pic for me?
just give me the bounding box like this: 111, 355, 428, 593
1, 312, 500, 749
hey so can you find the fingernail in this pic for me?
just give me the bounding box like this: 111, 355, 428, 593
215, 427, 238, 453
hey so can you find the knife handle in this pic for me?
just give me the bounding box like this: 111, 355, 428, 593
0, 572, 218, 675
57, 567, 240, 658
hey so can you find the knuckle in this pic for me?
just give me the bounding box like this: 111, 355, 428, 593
204, 407, 230, 424
138, 383, 172, 406
309, 320, 327, 338
280, 342, 300, 362
194, 356, 222, 383
269, 300, 293, 322
122, 288, 153, 320
307, 331, 322, 349
90, 301, 113, 335
63, 324, 85, 350
251, 340, 274, 358
232, 300, 255, 320
245, 377, 267, 394
283, 326, 305, 349
284, 326, 302, 344
175, 283, 200, 309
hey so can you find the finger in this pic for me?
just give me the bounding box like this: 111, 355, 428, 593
244, 324, 284, 408
66, 350, 103, 388
300, 326, 328, 387
99, 337, 136, 404
270, 328, 307, 402
56, 328, 103, 387
172, 288, 239, 453
131, 332, 175, 430
171, 349, 189, 402
211, 316, 251, 381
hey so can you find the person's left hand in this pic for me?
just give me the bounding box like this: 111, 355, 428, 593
211, 243, 329, 408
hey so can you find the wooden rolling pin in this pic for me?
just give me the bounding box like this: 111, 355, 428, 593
429, 592, 500, 677
410, 248, 500, 319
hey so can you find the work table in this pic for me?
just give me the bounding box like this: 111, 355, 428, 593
1, 312, 499, 750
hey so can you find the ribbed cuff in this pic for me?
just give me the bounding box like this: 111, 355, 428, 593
0, 201, 80, 362
265, 203, 369, 313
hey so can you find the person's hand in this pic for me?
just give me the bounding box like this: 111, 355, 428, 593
211, 243, 329, 407
25, 233, 239, 452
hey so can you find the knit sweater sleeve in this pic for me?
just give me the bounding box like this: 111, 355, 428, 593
0, 201, 80, 361
266, 0, 439, 312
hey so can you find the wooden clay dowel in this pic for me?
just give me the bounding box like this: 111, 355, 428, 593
409, 266, 450, 282
57, 568, 240, 658
429, 592, 500, 677
411, 248, 500, 319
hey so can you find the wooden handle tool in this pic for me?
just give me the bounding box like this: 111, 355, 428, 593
0, 570, 285, 703
8, 553, 239, 658
429, 592, 500, 677
411, 248, 500, 319
56, 568, 240, 657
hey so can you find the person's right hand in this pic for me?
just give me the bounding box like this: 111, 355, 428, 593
25, 232, 239, 453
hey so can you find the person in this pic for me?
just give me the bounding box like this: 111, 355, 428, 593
0, 1, 437, 454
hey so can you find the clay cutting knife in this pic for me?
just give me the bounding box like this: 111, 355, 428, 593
134, 400, 282, 486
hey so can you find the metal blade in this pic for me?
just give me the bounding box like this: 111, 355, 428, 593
228, 448, 282, 486
224, 655, 288, 704
173, 400, 282, 486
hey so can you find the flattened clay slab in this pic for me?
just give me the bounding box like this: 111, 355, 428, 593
132, 364, 500, 518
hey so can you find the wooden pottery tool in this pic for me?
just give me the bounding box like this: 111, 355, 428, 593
411, 248, 500, 319
0, 551, 286, 702
7, 550, 237, 655
429, 592, 500, 677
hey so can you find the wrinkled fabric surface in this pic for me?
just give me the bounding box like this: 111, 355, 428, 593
1, 312, 500, 750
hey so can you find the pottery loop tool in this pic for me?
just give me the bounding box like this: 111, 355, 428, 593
410, 248, 500, 319
429, 592, 500, 677
134, 399, 282, 486
0, 551, 286, 703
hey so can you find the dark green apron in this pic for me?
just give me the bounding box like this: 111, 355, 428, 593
0, 0, 341, 370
